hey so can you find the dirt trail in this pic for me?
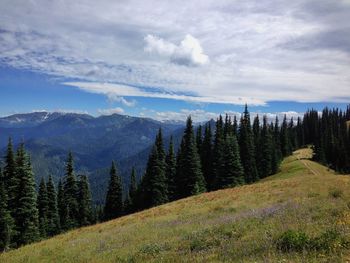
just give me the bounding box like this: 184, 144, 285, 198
295, 149, 320, 176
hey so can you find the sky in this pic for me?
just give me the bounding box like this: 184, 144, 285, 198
0, 0, 349, 122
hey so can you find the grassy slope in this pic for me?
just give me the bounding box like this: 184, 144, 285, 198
2, 148, 350, 263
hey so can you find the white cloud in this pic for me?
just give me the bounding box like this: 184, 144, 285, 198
0, 0, 349, 106
97, 107, 125, 115
144, 34, 209, 66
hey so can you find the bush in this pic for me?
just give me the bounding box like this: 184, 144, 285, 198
310, 229, 348, 251
329, 188, 343, 199
139, 243, 168, 256
277, 230, 309, 252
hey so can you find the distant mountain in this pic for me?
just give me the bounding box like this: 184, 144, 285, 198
0, 112, 185, 203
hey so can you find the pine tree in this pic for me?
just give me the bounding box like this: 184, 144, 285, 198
125, 167, 138, 213
62, 152, 79, 230
57, 179, 66, 231
217, 135, 244, 188
46, 176, 60, 236
259, 116, 273, 178
196, 125, 203, 155
141, 129, 168, 207
252, 115, 262, 177
176, 116, 206, 197
0, 167, 14, 251
280, 115, 292, 157
77, 175, 93, 226
239, 105, 259, 183
3, 138, 17, 215
14, 143, 39, 246
201, 123, 213, 189
37, 177, 49, 238
104, 161, 123, 220
165, 137, 177, 201
212, 115, 225, 190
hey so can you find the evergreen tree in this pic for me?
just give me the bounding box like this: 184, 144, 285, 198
37, 177, 48, 238
252, 115, 262, 177
239, 105, 259, 183
212, 115, 225, 190
14, 143, 39, 246
217, 135, 244, 188
62, 152, 79, 230
125, 167, 138, 213
271, 116, 282, 174
3, 138, 17, 214
201, 123, 213, 189
280, 115, 292, 157
232, 115, 238, 137
46, 176, 60, 236
57, 179, 65, 231
141, 129, 168, 208
176, 117, 206, 197
165, 137, 176, 201
104, 161, 123, 220
196, 125, 203, 155
0, 167, 14, 251
77, 175, 93, 226
259, 116, 273, 178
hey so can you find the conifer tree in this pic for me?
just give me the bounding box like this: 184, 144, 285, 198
104, 161, 123, 220
239, 105, 259, 183
77, 175, 93, 226
217, 135, 244, 188
252, 115, 262, 176
14, 143, 39, 246
125, 167, 138, 213
46, 176, 60, 236
165, 137, 176, 201
271, 116, 282, 174
201, 123, 213, 189
57, 179, 66, 231
176, 117, 206, 197
232, 115, 238, 137
141, 129, 168, 207
0, 168, 14, 251
212, 115, 225, 190
37, 177, 48, 238
259, 116, 273, 178
3, 138, 17, 214
280, 115, 292, 157
196, 125, 203, 155
62, 152, 79, 230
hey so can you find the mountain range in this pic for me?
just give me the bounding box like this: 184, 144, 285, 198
0, 112, 185, 203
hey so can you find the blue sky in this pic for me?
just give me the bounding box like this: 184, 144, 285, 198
0, 0, 349, 122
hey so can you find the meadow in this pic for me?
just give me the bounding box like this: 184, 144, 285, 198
1, 148, 350, 262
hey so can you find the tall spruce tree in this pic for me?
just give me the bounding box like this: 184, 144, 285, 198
165, 137, 177, 201
141, 129, 168, 207
125, 167, 138, 213
217, 135, 244, 188
252, 115, 262, 177
280, 115, 292, 157
46, 176, 60, 236
196, 125, 203, 155
259, 116, 273, 178
201, 123, 213, 189
0, 167, 14, 251
62, 152, 79, 230
271, 116, 282, 174
37, 177, 49, 238
212, 115, 225, 190
239, 105, 259, 183
104, 161, 123, 220
176, 117, 206, 197
14, 143, 39, 246
56, 179, 66, 231
3, 138, 17, 215
77, 175, 93, 226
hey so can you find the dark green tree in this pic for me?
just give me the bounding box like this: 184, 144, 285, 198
165, 137, 177, 201
196, 125, 203, 155
201, 123, 213, 189
62, 152, 79, 230
212, 115, 225, 190
3, 138, 17, 214
259, 116, 273, 178
77, 175, 93, 226
57, 179, 66, 231
176, 117, 206, 197
0, 168, 14, 251
239, 105, 259, 183
37, 177, 48, 238
280, 115, 292, 157
104, 161, 123, 220
46, 176, 60, 236
13, 143, 39, 246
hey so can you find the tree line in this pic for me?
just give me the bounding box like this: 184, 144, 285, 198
1, 104, 349, 251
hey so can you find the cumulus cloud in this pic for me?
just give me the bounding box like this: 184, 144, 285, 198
0, 0, 349, 105
144, 34, 209, 66
97, 107, 125, 115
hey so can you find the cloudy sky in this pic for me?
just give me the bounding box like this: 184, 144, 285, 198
0, 0, 349, 121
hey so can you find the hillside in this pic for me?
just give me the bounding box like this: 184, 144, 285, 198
2, 148, 350, 262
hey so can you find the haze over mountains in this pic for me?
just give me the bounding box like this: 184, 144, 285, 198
0, 112, 184, 203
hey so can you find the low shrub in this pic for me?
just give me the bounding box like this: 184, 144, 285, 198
277, 230, 309, 252
329, 188, 343, 199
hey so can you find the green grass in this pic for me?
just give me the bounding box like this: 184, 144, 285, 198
2, 148, 350, 262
